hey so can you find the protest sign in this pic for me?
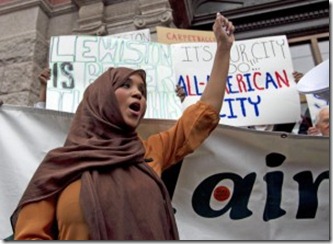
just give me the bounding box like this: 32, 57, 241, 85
48, 35, 182, 119
175, 35, 300, 126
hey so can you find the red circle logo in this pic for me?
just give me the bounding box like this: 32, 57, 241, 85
213, 186, 230, 201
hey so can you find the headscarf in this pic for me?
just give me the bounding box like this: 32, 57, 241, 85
11, 67, 179, 240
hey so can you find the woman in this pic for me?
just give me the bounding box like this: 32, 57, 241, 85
11, 12, 235, 240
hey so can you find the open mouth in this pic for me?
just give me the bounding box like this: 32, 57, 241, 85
129, 102, 141, 112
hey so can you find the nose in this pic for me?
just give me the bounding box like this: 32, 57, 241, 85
131, 87, 143, 99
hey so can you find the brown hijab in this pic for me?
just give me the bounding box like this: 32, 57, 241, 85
11, 67, 179, 240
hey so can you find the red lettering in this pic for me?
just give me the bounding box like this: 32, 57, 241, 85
253, 72, 264, 90
186, 75, 196, 95
276, 69, 290, 88
236, 74, 247, 93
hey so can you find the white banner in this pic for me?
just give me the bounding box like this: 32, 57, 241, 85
47, 35, 300, 126
0, 105, 328, 240
0, 105, 72, 239
172, 126, 329, 240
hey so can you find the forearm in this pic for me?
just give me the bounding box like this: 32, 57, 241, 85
200, 46, 230, 113
39, 86, 47, 102
38, 68, 50, 103
199, 13, 234, 114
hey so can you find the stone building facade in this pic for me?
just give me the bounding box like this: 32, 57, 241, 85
0, 0, 176, 106
0, 0, 329, 107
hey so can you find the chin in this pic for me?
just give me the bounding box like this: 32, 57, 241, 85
124, 113, 145, 130
125, 119, 141, 130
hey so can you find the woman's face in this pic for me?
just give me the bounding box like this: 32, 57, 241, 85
115, 73, 147, 129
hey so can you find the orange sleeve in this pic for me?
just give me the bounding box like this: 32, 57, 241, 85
144, 101, 219, 176
14, 197, 57, 240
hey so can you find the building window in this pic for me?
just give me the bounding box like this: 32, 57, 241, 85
288, 33, 329, 74
289, 43, 315, 74
318, 39, 329, 61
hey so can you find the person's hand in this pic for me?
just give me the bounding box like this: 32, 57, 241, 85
38, 68, 51, 86
307, 126, 321, 136
213, 13, 235, 51
292, 71, 303, 83
175, 85, 186, 103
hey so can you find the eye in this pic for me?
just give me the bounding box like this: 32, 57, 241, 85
121, 80, 131, 89
323, 119, 329, 124
139, 85, 147, 97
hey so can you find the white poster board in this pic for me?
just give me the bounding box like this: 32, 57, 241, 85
177, 36, 300, 126
48, 35, 181, 119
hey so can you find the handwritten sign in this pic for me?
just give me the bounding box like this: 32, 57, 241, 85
48, 35, 182, 119
175, 36, 300, 126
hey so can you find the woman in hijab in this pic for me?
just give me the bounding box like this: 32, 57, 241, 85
11, 12, 235, 240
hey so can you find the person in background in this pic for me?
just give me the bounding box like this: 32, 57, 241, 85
296, 107, 313, 134
292, 71, 304, 83
175, 84, 186, 103
290, 71, 312, 134
11, 12, 235, 240
307, 106, 329, 136
34, 67, 50, 109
